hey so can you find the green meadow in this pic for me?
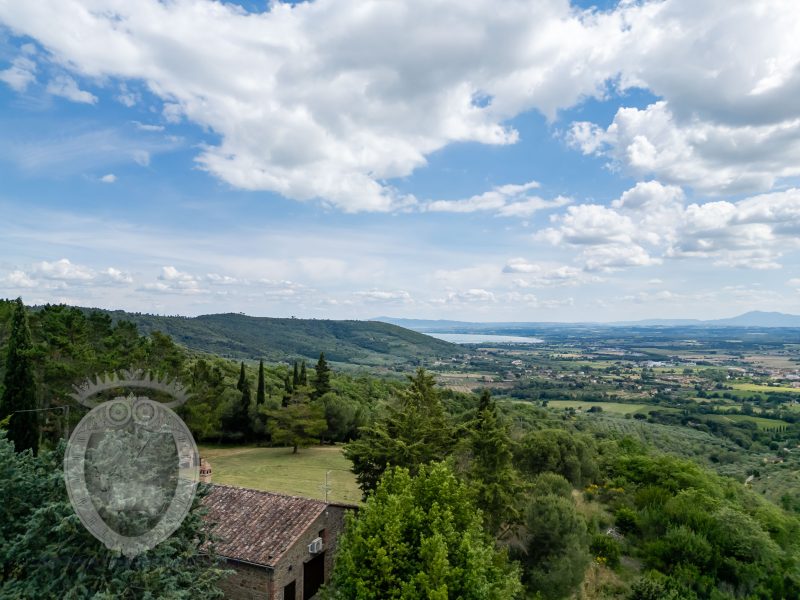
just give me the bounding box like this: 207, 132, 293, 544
199, 445, 361, 504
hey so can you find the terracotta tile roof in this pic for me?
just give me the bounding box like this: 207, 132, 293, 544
202, 484, 327, 567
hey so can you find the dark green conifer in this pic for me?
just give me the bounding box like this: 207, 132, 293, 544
292, 361, 300, 387
313, 352, 331, 399
0, 298, 38, 453
236, 361, 246, 392
256, 359, 266, 405
300, 361, 307, 385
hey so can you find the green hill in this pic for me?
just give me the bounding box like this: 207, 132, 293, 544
91, 310, 462, 367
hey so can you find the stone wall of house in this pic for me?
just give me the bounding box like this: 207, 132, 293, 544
219, 503, 354, 600
269, 504, 352, 600
217, 560, 272, 600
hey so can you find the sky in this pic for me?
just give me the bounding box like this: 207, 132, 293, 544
1, 0, 799, 322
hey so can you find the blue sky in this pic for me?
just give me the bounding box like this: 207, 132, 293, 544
1, 0, 799, 321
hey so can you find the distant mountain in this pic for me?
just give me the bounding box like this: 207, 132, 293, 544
709, 311, 800, 327
375, 311, 800, 331
88, 310, 462, 366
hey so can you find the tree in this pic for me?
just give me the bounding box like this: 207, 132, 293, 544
282, 374, 293, 408
267, 403, 326, 453
0, 431, 230, 598
292, 361, 300, 387
515, 492, 590, 599
516, 428, 598, 487
344, 368, 454, 493
236, 361, 246, 392
323, 463, 522, 599
300, 361, 308, 385
0, 298, 38, 453
256, 359, 266, 406
465, 390, 522, 537
313, 352, 331, 399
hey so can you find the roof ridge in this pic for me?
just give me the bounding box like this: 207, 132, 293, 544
207, 482, 328, 504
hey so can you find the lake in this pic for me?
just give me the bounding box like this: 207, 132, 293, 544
427, 332, 543, 344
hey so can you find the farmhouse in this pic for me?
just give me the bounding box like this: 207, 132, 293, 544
202, 484, 355, 600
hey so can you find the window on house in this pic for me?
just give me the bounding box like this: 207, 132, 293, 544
283, 580, 296, 600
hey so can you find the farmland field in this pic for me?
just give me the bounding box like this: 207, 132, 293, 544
199, 445, 361, 504
544, 400, 654, 414
731, 383, 800, 394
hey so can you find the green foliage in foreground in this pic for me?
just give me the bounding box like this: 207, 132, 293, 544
323, 463, 522, 600
0, 431, 229, 599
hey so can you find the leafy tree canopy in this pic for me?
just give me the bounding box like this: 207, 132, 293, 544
324, 462, 522, 600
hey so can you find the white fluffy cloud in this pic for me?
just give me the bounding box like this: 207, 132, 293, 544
3, 1, 799, 209
0, 259, 132, 290
540, 183, 800, 271
0, 0, 630, 212
569, 102, 800, 194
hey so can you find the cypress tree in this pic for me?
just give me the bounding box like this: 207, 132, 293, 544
282, 374, 293, 408
468, 389, 522, 537
236, 361, 246, 392
300, 361, 307, 385
256, 359, 266, 406
292, 361, 300, 387
313, 352, 331, 399
0, 298, 38, 453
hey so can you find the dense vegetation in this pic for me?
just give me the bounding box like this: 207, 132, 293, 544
4, 297, 800, 598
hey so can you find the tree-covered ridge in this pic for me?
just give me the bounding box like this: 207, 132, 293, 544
78, 308, 462, 366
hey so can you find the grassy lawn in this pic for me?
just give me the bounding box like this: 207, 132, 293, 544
544, 400, 654, 414
199, 444, 362, 504
731, 383, 800, 394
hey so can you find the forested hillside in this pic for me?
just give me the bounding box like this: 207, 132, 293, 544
82, 309, 461, 367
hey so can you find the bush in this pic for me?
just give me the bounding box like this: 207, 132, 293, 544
590, 533, 621, 568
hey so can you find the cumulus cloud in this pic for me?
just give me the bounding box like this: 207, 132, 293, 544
433, 288, 497, 304
99, 173, 116, 183
503, 259, 601, 287
0, 0, 632, 212
569, 102, 800, 194
46, 75, 98, 104
539, 182, 800, 272
0, 259, 132, 290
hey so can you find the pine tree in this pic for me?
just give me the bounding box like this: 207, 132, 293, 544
300, 361, 307, 385
256, 359, 266, 406
292, 361, 300, 387
313, 352, 331, 399
0, 298, 38, 453
236, 361, 246, 392
344, 368, 454, 493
